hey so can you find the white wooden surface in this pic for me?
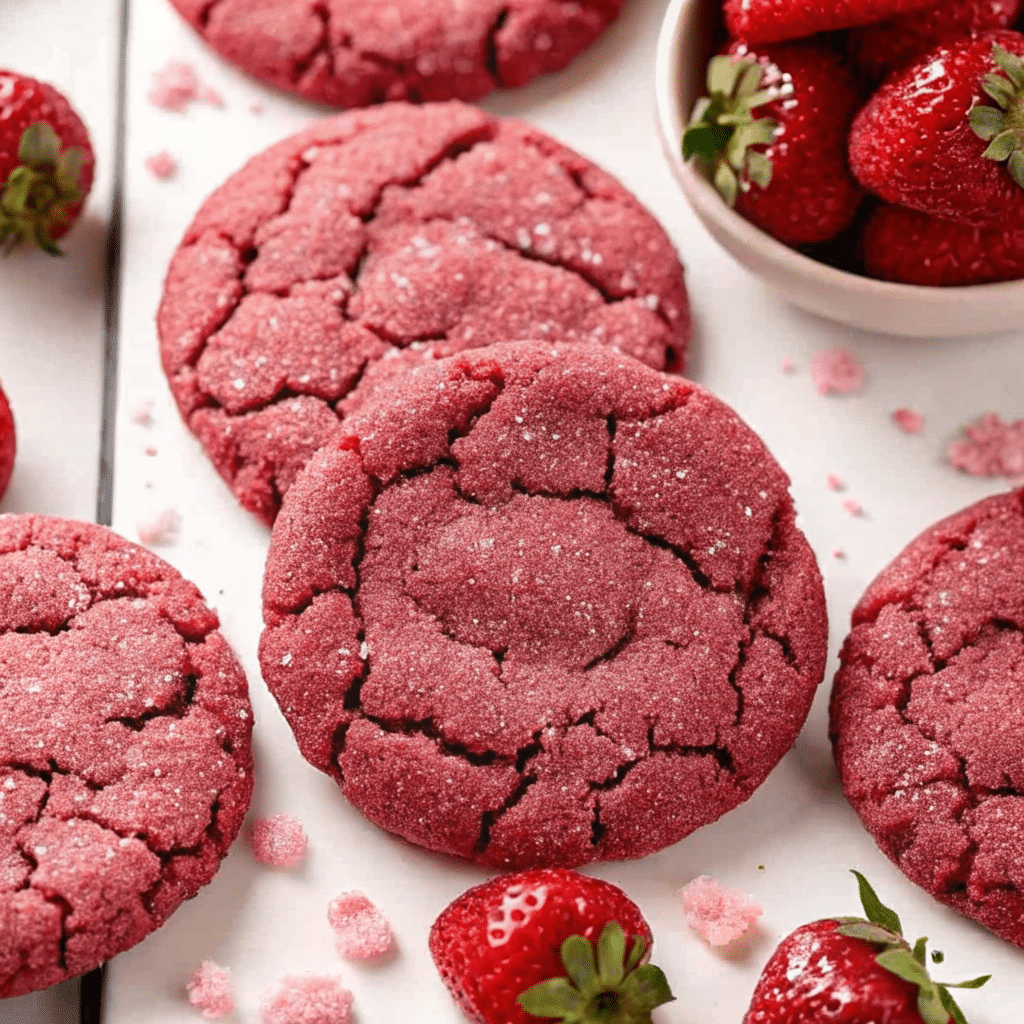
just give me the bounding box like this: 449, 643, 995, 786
0, 1, 121, 1021
5, 0, 1024, 1020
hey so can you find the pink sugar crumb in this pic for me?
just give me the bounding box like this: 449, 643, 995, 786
187, 961, 233, 1019
328, 891, 393, 959
810, 347, 864, 396
131, 400, 154, 426
843, 498, 865, 518
250, 102, 264, 114
260, 975, 353, 1024
826, 473, 844, 492
680, 875, 762, 946
781, 357, 795, 373
145, 151, 178, 180
833, 548, 846, 560
892, 408, 925, 435
250, 813, 307, 867
948, 413, 1024, 479
148, 59, 221, 112
144, 446, 158, 457
137, 509, 180, 547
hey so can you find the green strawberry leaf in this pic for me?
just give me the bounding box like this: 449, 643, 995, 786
968, 104, 1006, 141
851, 871, 903, 935
561, 935, 597, 994
1008, 150, 1024, 190
981, 73, 1015, 109
596, 922, 626, 987
624, 935, 646, 973
942, 975, 991, 989
992, 44, 1024, 90
835, 921, 903, 946
620, 964, 675, 1012
518, 978, 585, 1018
938, 985, 970, 1024
912, 937, 929, 964
18, 122, 61, 167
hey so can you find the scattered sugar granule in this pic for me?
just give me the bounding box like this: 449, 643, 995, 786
843, 498, 865, 518
130, 400, 154, 426
328, 891, 393, 960
680, 875, 762, 947
250, 813, 307, 867
810, 347, 864, 396
260, 975, 353, 1024
137, 509, 180, 547
833, 548, 846, 560
826, 473, 844, 492
186, 961, 233, 1019
145, 151, 178, 179
144, 446, 158, 457
948, 413, 1024, 479
892, 408, 925, 435
781, 357, 794, 373
148, 59, 222, 112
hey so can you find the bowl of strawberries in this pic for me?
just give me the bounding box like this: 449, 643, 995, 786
655, 0, 1024, 337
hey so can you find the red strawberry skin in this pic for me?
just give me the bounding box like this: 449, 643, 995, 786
0, 383, 15, 503
848, 30, 1024, 228
0, 69, 94, 241
743, 919, 951, 1024
430, 869, 651, 1024
724, 0, 935, 46
848, 0, 1023, 82
729, 41, 864, 245
863, 202, 1024, 284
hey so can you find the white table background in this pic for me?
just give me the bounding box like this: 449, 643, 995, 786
2, 0, 1024, 1021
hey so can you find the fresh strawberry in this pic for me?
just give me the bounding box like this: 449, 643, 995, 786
0, 70, 94, 254
744, 871, 989, 1024
429, 868, 673, 1024
683, 42, 863, 246
847, 0, 1023, 83
848, 31, 1024, 227
862, 202, 1024, 284
0, 382, 15, 503
724, 0, 936, 46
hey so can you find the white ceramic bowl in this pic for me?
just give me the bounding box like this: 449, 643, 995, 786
654, 0, 1024, 338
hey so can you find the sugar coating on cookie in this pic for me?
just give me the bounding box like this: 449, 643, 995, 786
0, 515, 253, 998
680, 875, 762, 946
168, 0, 624, 108
260, 974, 353, 1024
158, 101, 690, 525
250, 813, 307, 867
260, 342, 827, 869
832, 489, 1024, 948
187, 961, 234, 1019
328, 891, 393, 959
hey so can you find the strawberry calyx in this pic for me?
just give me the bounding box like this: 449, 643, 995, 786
682, 54, 782, 206
516, 920, 674, 1023
968, 44, 1024, 190
0, 121, 86, 255
835, 871, 990, 1024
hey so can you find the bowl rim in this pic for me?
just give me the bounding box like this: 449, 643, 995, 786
652, 0, 1024, 303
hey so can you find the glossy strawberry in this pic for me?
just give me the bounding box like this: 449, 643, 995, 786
744, 872, 989, 1024
0, 382, 15, 503
862, 202, 1024, 284
724, 0, 936, 46
848, 31, 1024, 228
683, 42, 862, 246
429, 869, 673, 1024
847, 0, 1023, 83
0, 70, 94, 254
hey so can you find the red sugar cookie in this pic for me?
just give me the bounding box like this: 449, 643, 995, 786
832, 489, 1024, 948
168, 0, 624, 108
259, 342, 827, 869
0, 515, 253, 998
158, 102, 690, 525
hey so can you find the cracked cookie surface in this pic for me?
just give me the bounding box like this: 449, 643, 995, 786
832, 489, 1024, 949
158, 101, 690, 525
260, 341, 826, 869
169, 0, 625, 107
0, 515, 253, 998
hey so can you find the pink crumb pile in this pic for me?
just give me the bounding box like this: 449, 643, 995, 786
892, 408, 925, 435
186, 961, 233, 1020
250, 813, 307, 867
137, 508, 180, 546
810, 347, 864, 396
148, 59, 222, 112
826, 473, 844, 492
680, 875, 763, 946
948, 413, 1024, 479
328, 891, 393, 960
146, 151, 178, 179
260, 975, 353, 1024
